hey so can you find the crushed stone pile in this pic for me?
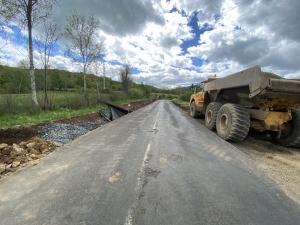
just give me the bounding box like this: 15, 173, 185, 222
39, 122, 106, 144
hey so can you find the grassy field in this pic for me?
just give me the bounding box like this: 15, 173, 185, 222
0, 91, 125, 114
0, 106, 101, 128
0, 90, 149, 129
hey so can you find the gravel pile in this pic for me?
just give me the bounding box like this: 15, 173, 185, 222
39, 122, 107, 144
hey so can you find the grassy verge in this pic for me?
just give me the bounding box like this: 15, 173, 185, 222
0, 98, 149, 129
172, 99, 190, 110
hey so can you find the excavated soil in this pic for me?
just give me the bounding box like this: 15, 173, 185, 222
0, 100, 153, 179
177, 102, 300, 205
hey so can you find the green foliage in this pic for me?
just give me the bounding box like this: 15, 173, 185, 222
179, 91, 194, 102
164, 94, 178, 100
129, 88, 144, 99
0, 66, 31, 93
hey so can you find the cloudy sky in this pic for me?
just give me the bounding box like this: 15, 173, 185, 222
1, 0, 300, 88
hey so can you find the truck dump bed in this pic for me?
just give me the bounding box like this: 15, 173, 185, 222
203, 65, 300, 109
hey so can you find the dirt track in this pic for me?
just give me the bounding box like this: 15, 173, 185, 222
0, 100, 300, 205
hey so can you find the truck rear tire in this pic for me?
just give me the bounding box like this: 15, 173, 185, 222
216, 103, 250, 141
205, 102, 222, 130
270, 109, 300, 147
190, 101, 198, 118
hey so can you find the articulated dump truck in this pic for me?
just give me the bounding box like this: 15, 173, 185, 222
189, 65, 300, 147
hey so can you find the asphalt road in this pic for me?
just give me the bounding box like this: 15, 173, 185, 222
0, 100, 300, 225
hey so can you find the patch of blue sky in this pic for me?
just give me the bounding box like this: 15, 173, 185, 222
129, 42, 138, 48
131, 67, 141, 74
6, 25, 26, 46
3, 55, 10, 60
108, 60, 123, 66
180, 14, 213, 54
146, 35, 152, 42
191, 57, 209, 68
234, 25, 241, 31
170, 5, 187, 17
214, 13, 221, 21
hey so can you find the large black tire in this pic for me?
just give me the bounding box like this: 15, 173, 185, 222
270, 109, 300, 147
190, 101, 198, 118
205, 102, 222, 130
216, 103, 250, 141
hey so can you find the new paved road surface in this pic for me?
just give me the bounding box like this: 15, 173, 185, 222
0, 100, 300, 225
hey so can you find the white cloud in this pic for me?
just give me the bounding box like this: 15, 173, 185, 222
1, 25, 13, 34
1, 0, 300, 87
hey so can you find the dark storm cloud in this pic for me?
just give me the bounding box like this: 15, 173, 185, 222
52, 0, 165, 37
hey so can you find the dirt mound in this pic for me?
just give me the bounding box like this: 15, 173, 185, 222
0, 126, 39, 145
0, 137, 60, 176
120, 100, 154, 111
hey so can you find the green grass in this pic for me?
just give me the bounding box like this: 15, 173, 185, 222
0, 91, 128, 115
172, 99, 190, 109
0, 98, 150, 129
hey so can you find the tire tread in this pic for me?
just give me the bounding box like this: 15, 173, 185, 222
205, 102, 223, 130
217, 103, 250, 141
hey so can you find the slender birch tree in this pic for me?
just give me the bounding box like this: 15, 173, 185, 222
0, 0, 60, 106
34, 19, 61, 109
64, 12, 104, 104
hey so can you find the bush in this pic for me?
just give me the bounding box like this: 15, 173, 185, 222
179, 91, 194, 102
129, 88, 144, 99
108, 92, 124, 101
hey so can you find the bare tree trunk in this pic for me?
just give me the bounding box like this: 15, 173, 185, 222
27, 1, 38, 106
83, 65, 87, 105
29, 62, 38, 105
18, 76, 23, 93
96, 82, 100, 99
43, 66, 48, 109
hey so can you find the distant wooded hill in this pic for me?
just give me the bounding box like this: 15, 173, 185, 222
0, 65, 166, 95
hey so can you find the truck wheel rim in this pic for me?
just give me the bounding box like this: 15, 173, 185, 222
220, 114, 228, 130
281, 122, 292, 137
207, 110, 213, 123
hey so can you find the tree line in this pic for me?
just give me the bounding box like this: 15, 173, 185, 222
0, 65, 115, 94
0, 64, 177, 96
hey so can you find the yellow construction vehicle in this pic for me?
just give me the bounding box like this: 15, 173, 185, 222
189, 65, 300, 147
